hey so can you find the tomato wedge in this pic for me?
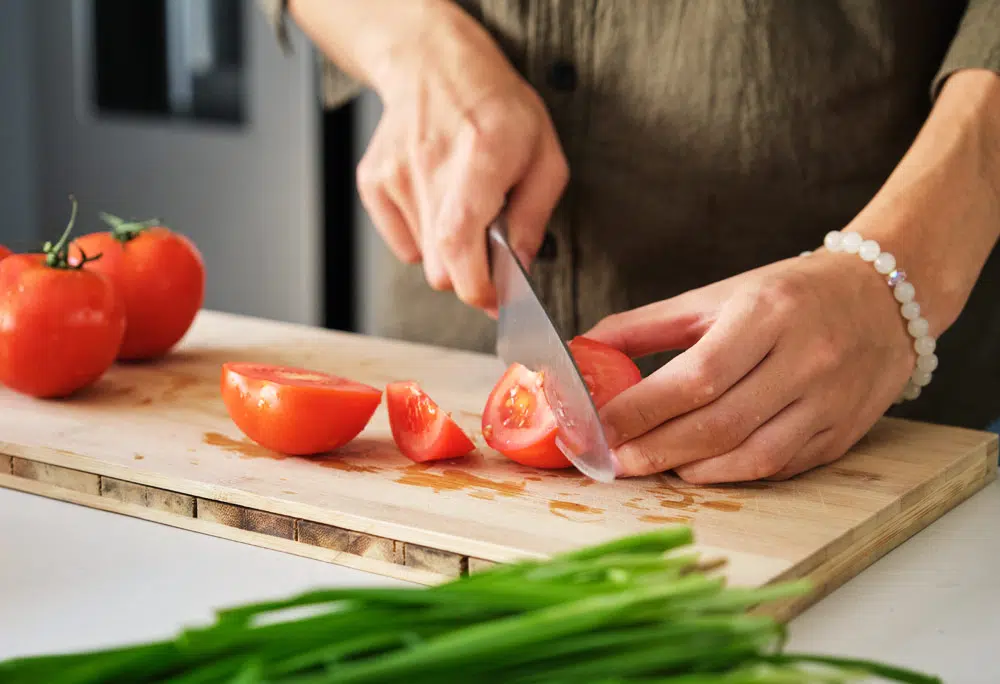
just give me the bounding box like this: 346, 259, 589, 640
220, 362, 382, 455
386, 381, 475, 463
482, 336, 642, 469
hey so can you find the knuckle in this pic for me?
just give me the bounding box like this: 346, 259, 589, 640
617, 442, 664, 477
699, 409, 748, 453
811, 338, 843, 374
681, 357, 722, 405
455, 281, 492, 309
435, 206, 474, 257
674, 465, 713, 486
423, 266, 451, 292
744, 447, 785, 481
761, 273, 808, 318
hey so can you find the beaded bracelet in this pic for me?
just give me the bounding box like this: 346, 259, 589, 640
800, 230, 937, 403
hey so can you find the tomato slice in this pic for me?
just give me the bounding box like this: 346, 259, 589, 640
482, 337, 642, 469
220, 362, 382, 456
386, 381, 475, 463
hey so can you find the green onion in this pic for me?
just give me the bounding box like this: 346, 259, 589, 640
0, 525, 942, 683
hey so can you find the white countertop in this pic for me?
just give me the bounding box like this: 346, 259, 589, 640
2, 475, 998, 683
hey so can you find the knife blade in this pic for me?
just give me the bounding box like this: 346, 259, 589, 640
488, 214, 616, 483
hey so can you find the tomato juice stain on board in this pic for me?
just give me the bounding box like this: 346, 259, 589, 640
639, 514, 690, 525
395, 464, 526, 497
548, 499, 604, 521
161, 372, 202, 400
314, 457, 380, 474
702, 499, 742, 512
203, 431, 283, 460
313, 440, 383, 473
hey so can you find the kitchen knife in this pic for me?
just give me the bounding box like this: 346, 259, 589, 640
488, 214, 616, 483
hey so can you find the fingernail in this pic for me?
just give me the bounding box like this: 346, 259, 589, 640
610, 449, 624, 477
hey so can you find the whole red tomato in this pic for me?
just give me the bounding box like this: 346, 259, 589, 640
0, 197, 126, 398
69, 211, 205, 360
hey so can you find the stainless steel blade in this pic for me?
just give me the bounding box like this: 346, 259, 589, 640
488, 215, 616, 483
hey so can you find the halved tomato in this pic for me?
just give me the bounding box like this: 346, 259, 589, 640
482, 337, 641, 469
386, 381, 475, 463
220, 362, 382, 455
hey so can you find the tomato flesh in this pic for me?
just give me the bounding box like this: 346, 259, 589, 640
386, 381, 475, 463
220, 362, 382, 455
482, 336, 642, 469
0, 245, 11, 262
567, 336, 644, 409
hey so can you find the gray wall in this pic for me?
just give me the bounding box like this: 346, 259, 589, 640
4, 0, 324, 326
0, 0, 39, 251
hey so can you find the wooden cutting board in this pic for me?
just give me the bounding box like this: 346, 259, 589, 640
0, 310, 995, 620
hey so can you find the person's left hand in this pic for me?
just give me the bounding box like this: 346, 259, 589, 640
584, 249, 917, 483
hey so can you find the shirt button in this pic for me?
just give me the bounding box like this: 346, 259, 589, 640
547, 60, 577, 92
537, 232, 558, 260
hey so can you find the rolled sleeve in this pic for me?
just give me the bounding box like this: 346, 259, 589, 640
932, 0, 1000, 99
257, 0, 364, 109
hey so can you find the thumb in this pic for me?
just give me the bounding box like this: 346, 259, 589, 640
584, 290, 715, 360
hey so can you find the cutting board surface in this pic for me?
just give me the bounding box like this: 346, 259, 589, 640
1, 310, 995, 618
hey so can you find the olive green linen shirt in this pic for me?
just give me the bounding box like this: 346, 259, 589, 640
263, 1, 1000, 432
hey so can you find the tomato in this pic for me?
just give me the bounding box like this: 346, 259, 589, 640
0, 197, 126, 398
567, 336, 644, 408
220, 362, 383, 455
386, 381, 475, 463
482, 336, 641, 469
0, 245, 11, 262
69, 211, 205, 361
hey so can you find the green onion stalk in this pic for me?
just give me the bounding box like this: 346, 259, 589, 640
0, 527, 941, 683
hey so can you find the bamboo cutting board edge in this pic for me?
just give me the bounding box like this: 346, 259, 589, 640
1, 432, 995, 623
1, 308, 998, 622
4, 423, 994, 571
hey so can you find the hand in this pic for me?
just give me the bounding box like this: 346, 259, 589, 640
296, 0, 568, 311
584, 251, 916, 483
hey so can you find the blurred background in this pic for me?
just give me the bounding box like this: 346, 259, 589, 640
0, 0, 389, 335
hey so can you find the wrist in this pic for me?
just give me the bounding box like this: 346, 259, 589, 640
843, 70, 1000, 337
287, 0, 452, 90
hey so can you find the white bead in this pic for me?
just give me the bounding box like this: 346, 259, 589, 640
799, 250, 812, 257
824, 231, 843, 251
841, 231, 863, 254
902, 383, 922, 401
914, 336, 936, 356
900, 301, 920, 320
893, 281, 915, 303
874, 252, 897, 275
907, 317, 929, 338
917, 353, 938, 373
911, 368, 933, 387
859, 240, 880, 262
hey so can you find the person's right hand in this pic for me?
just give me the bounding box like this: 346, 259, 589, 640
293, 0, 568, 312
